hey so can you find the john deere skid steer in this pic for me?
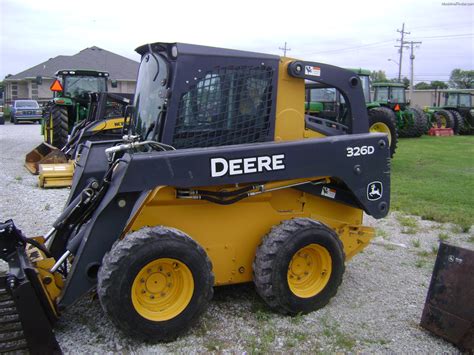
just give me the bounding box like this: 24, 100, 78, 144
0, 42, 391, 352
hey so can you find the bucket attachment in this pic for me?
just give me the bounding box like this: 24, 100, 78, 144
25, 143, 68, 175
420, 242, 474, 351
39, 162, 75, 188
0, 220, 61, 353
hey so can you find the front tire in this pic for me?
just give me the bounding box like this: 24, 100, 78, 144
253, 218, 345, 315
97, 226, 214, 342
433, 109, 455, 130
368, 107, 398, 157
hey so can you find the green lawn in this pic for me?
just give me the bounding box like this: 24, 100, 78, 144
391, 135, 474, 231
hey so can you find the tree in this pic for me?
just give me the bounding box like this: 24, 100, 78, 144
401, 77, 410, 89
414, 81, 448, 90
370, 70, 387, 83
449, 69, 474, 89
430, 81, 448, 89
414, 82, 430, 90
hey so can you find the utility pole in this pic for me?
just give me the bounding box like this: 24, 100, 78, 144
279, 42, 291, 57
395, 23, 410, 82
405, 40, 422, 100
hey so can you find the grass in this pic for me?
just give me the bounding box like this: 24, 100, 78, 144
411, 239, 421, 248
321, 315, 356, 351
391, 136, 474, 232
438, 232, 449, 241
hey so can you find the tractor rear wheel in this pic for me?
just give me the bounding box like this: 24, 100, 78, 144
47, 105, 69, 148
447, 110, 464, 134
409, 107, 429, 137
433, 109, 455, 130
253, 218, 345, 315
368, 107, 398, 157
97, 226, 214, 342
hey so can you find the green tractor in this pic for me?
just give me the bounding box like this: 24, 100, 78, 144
44, 69, 109, 148
305, 69, 399, 157
371, 82, 427, 138
441, 91, 473, 134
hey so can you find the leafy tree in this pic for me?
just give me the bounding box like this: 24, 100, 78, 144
414, 81, 448, 90
430, 80, 448, 89
449, 69, 474, 89
402, 77, 410, 89
388, 76, 409, 88
370, 70, 387, 83
414, 82, 430, 90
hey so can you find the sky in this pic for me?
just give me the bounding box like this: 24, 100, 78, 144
0, 0, 473, 83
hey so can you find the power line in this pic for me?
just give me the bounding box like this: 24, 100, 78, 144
306, 40, 393, 55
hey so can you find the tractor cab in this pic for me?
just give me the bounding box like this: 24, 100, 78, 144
444, 91, 472, 109
52, 70, 109, 101
372, 82, 407, 111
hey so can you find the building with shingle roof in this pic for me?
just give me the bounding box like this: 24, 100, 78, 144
4, 46, 139, 104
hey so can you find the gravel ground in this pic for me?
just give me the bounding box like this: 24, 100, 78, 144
0, 122, 472, 353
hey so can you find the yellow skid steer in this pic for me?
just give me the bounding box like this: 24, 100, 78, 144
1, 42, 392, 352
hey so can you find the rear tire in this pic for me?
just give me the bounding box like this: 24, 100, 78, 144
97, 226, 214, 342
368, 107, 398, 157
49, 105, 69, 148
446, 110, 464, 135
409, 107, 429, 137
253, 218, 345, 315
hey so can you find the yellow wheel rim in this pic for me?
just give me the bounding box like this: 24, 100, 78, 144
370, 122, 392, 146
287, 244, 332, 298
131, 258, 194, 321
439, 116, 447, 128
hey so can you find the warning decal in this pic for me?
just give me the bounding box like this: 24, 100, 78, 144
305, 65, 321, 77
321, 186, 336, 199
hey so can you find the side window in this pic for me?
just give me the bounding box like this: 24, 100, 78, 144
375, 87, 389, 102
173, 66, 274, 149
459, 94, 470, 107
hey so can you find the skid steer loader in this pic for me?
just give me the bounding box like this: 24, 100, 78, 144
0, 42, 391, 352
25, 92, 131, 188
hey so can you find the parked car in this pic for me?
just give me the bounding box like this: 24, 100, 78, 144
0, 106, 4, 125
10, 100, 42, 124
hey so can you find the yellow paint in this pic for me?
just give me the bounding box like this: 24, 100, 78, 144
38, 162, 74, 188
91, 117, 125, 132
131, 258, 193, 321
287, 244, 332, 298
127, 184, 372, 286
274, 58, 326, 141
26, 242, 63, 316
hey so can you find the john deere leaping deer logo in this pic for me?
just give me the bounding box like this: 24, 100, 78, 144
367, 181, 383, 201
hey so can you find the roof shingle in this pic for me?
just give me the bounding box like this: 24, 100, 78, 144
7, 46, 139, 81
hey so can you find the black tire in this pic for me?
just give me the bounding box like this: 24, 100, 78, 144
398, 111, 415, 138
253, 218, 345, 316
368, 107, 398, 158
447, 109, 464, 135
97, 226, 214, 342
49, 105, 69, 148
433, 109, 455, 130
410, 107, 429, 136
13, 117, 18, 125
